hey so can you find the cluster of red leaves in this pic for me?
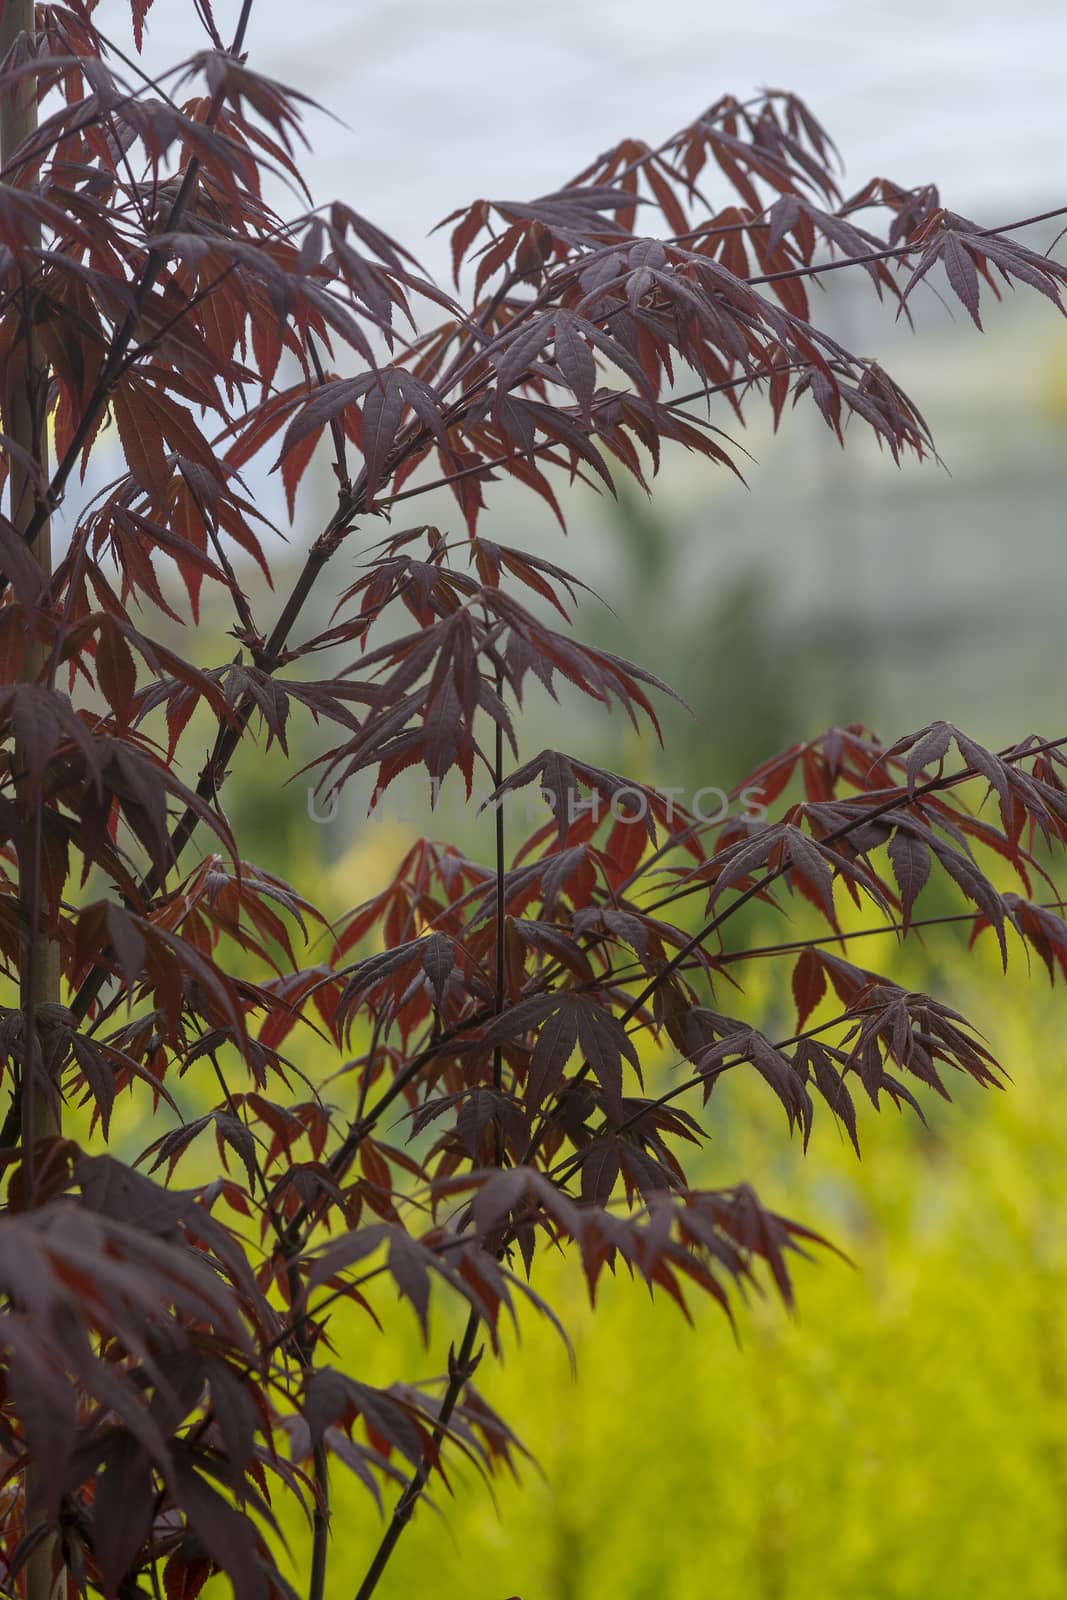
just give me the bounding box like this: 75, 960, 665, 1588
1, 3, 1067, 1599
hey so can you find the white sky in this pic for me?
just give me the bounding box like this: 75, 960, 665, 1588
103, 0, 1067, 280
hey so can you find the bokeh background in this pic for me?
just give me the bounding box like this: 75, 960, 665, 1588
95, 2, 1067, 1595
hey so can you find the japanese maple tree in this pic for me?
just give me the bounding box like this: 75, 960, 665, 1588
2, 2, 1067, 1598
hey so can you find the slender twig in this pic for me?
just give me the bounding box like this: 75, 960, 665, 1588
521, 734, 1067, 1164
350, 663, 514, 1600
351, 1311, 480, 1600
744, 203, 1067, 290
376, 360, 803, 512
551, 1008, 870, 1188
207, 1050, 331, 1600
492, 668, 507, 1162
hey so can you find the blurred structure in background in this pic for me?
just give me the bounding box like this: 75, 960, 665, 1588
106, 0, 1067, 871
102, 3, 1067, 1593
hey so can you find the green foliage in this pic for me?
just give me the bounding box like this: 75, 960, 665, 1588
297, 947, 1067, 1600
593, 481, 804, 784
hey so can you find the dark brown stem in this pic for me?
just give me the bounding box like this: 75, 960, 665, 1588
66, 508, 355, 1026
521, 733, 1067, 1165
551, 1010, 868, 1189
3, 16, 61, 1600
208, 1051, 330, 1600
289, 1254, 331, 1600
2, 0, 61, 1150
377, 360, 802, 513
307, 328, 351, 491
492, 669, 507, 1158
231, 0, 257, 55
350, 669, 512, 1600
743, 203, 1067, 290
351, 1311, 480, 1600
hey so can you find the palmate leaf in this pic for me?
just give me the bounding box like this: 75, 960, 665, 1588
0, 1185, 262, 1537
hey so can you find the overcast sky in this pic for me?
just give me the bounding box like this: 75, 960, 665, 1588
105, 0, 1067, 281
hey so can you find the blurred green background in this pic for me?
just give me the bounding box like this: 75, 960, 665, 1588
311, 948, 1067, 1600
108, 224, 1067, 1598
40, 6, 1067, 1591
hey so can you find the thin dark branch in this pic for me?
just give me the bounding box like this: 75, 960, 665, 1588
351, 1311, 480, 1600
521, 734, 1067, 1163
